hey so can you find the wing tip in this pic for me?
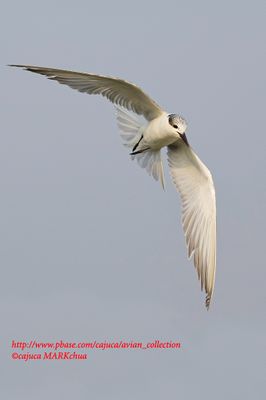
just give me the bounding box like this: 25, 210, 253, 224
205, 297, 210, 310
8, 64, 39, 73
9, 64, 27, 68
205, 292, 213, 310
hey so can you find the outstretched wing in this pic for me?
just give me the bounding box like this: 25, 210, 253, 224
10, 64, 163, 121
167, 141, 216, 309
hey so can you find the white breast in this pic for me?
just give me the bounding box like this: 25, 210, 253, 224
143, 113, 179, 150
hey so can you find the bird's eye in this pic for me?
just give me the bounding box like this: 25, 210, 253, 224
173, 124, 178, 129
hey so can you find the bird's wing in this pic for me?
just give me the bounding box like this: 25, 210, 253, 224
167, 141, 216, 309
10, 65, 164, 121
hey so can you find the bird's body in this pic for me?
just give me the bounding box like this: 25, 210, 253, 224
10, 64, 216, 309
140, 113, 181, 150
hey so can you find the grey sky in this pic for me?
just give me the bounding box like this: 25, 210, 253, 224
1, 0, 266, 398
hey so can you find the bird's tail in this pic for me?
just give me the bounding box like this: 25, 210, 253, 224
116, 106, 145, 148
116, 106, 165, 189
131, 150, 165, 189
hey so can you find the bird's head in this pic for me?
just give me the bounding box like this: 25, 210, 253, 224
168, 114, 189, 145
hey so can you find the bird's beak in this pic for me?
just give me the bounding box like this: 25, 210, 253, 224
180, 132, 189, 146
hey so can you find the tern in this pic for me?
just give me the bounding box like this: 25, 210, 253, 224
10, 65, 216, 309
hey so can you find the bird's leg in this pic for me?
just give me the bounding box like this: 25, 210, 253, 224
130, 134, 149, 155
132, 134, 143, 152
130, 147, 150, 155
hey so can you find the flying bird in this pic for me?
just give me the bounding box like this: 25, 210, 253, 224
10, 64, 216, 309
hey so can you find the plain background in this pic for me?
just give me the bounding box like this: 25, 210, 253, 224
1, 0, 265, 398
